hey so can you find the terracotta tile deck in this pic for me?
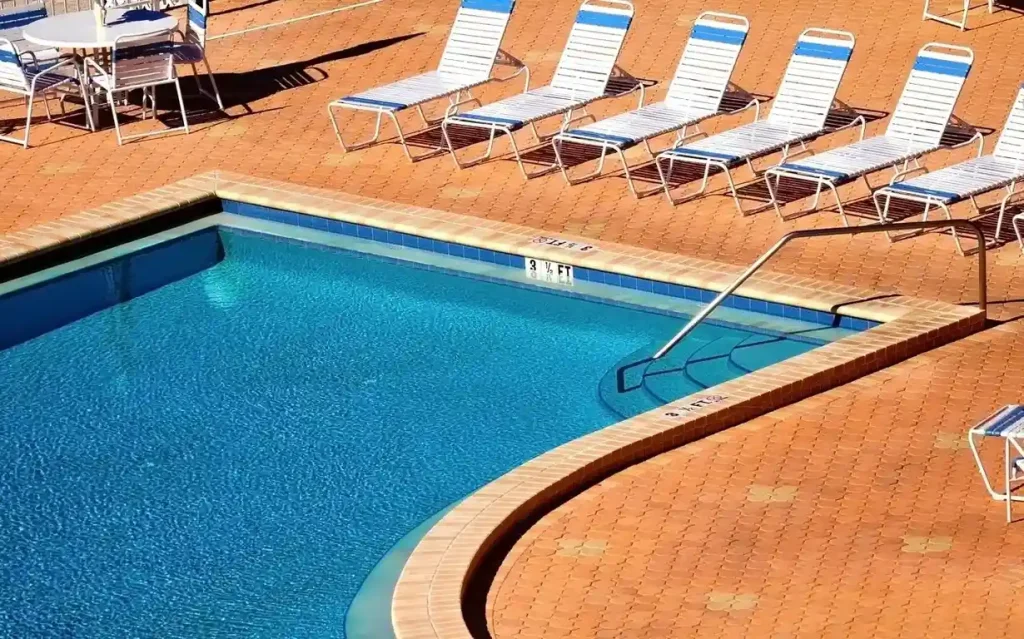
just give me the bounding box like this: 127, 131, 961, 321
488, 320, 1024, 639
1, 0, 1023, 637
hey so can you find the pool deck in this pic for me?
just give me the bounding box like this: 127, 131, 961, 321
1, 0, 1024, 636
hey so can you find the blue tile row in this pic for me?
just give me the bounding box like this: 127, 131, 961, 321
223, 201, 526, 270
221, 200, 878, 333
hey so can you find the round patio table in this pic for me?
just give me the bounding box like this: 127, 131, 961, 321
22, 8, 179, 129
22, 7, 177, 49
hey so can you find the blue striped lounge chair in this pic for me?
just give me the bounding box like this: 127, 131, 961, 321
172, 0, 224, 110
968, 405, 1024, 522
551, 11, 751, 198
0, 1, 60, 64
655, 28, 857, 213
873, 83, 1024, 255
764, 44, 975, 229
441, 0, 635, 179
327, 0, 518, 161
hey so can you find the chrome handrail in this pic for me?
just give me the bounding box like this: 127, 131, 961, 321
651, 220, 987, 362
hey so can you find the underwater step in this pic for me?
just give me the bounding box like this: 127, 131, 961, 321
644, 335, 747, 404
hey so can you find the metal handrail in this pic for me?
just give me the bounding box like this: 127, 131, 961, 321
651, 220, 987, 362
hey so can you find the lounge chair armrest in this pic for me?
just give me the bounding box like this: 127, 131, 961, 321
888, 166, 929, 185
493, 63, 530, 94
727, 97, 760, 122
948, 130, 985, 157
832, 114, 866, 140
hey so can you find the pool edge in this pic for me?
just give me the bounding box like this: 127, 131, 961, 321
0, 171, 987, 639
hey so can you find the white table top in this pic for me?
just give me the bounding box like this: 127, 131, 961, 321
22, 8, 178, 49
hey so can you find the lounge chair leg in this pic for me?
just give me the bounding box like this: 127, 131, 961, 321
829, 182, 849, 227
765, 171, 784, 220
615, 147, 640, 199
327, 103, 386, 153
1014, 213, 1024, 254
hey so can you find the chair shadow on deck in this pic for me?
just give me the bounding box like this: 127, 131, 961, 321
37, 33, 423, 138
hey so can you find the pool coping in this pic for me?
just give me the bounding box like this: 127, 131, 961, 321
0, 171, 986, 639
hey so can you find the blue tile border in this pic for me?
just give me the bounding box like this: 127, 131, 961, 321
221, 200, 879, 333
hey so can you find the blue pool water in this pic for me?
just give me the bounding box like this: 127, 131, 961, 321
0, 225, 847, 637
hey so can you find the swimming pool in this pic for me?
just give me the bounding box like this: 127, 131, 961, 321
0, 213, 863, 637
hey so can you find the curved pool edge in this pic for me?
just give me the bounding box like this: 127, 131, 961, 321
390, 310, 985, 639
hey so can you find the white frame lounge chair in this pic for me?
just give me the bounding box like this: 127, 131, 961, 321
872, 84, 1024, 255
550, 11, 751, 198
922, 0, 994, 31
327, 0, 519, 161
764, 43, 975, 228
655, 28, 857, 213
968, 405, 1024, 523
441, 0, 635, 178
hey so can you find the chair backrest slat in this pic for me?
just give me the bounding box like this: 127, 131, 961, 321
885, 44, 973, 146
992, 85, 1024, 164
665, 12, 748, 115
767, 29, 855, 133
549, 0, 634, 98
113, 32, 174, 87
437, 0, 515, 83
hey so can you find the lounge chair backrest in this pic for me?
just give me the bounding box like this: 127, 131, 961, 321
437, 0, 517, 83
766, 28, 855, 134
0, 37, 27, 90
549, 0, 634, 99
0, 2, 46, 32
993, 84, 1024, 165
185, 0, 210, 49
885, 43, 973, 147
664, 11, 748, 115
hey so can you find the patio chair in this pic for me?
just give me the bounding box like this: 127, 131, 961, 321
655, 28, 857, 213
764, 44, 975, 228
171, 0, 224, 110
968, 404, 1024, 522
0, 36, 86, 147
84, 30, 190, 145
872, 83, 1024, 255
551, 11, 751, 198
440, 0, 635, 178
327, 0, 519, 161
923, 0, 994, 31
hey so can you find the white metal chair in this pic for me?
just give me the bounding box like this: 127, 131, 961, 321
328, 0, 519, 161
968, 405, 1024, 523
84, 29, 189, 144
441, 0, 635, 178
0, 36, 86, 147
764, 44, 975, 228
172, 0, 223, 110
655, 28, 857, 213
551, 11, 751, 198
872, 83, 1024, 255
923, 0, 994, 31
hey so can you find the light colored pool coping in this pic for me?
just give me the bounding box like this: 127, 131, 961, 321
0, 171, 986, 639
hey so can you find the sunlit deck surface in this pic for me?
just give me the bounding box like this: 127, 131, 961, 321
2, 0, 1023, 636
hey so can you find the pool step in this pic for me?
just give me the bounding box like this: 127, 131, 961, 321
644, 335, 746, 404
729, 334, 813, 373
597, 344, 672, 420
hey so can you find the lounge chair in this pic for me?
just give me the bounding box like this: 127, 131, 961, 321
872, 83, 1024, 254
764, 43, 975, 227
441, 0, 635, 178
327, 0, 519, 160
551, 11, 751, 198
654, 28, 856, 213
968, 405, 1024, 522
